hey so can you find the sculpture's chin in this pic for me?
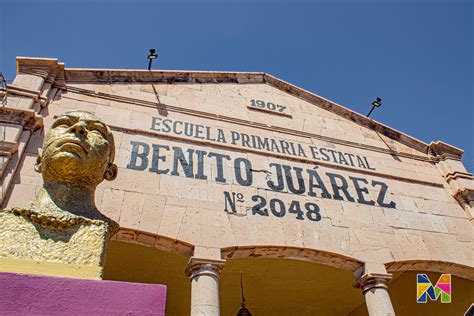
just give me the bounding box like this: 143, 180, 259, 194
42, 155, 84, 182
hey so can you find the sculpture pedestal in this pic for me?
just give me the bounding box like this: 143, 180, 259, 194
0, 272, 167, 315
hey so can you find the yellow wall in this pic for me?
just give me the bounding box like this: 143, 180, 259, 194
103, 241, 191, 316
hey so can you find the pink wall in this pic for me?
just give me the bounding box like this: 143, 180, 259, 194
0, 272, 166, 315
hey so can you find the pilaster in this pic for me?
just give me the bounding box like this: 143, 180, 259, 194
429, 141, 474, 221
0, 57, 64, 206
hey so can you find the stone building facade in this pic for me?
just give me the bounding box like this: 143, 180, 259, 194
0, 57, 472, 315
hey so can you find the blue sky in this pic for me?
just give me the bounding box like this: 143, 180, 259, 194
1, 0, 472, 168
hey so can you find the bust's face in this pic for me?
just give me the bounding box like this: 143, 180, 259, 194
37, 110, 117, 187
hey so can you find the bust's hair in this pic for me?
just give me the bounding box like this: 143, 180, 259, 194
61, 110, 115, 164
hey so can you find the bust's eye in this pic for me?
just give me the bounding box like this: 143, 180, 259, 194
90, 127, 106, 137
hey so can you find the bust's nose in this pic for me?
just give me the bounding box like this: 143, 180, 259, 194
68, 121, 88, 136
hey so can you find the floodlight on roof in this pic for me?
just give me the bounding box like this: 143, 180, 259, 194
147, 49, 158, 70
367, 97, 382, 118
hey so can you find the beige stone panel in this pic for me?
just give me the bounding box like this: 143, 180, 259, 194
442, 216, 473, 241
99, 188, 125, 222
50, 96, 98, 115
25, 129, 44, 156
443, 235, 472, 265
137, 194, 166, 233
381, 230, 410, 261
340, 203, 375, 227
426, 214, 450, 233
12, 173, 43, 187
4, 183, 37, 207
199, 208, 230, 229
127, 83, 155, 94
1, 130, 31, 206
308, 222, 351, 255
94, 103, 131, 130
383, 208, 436, 231
66, 83, 95, 91
13, 155, 40, 180
118, 191, 145, 230
13, 74, 44, 91
437, 158, 468, 174
177, 207, 202, 245
193, 246, 221, 260
4, 95, 22, 108
350, 243, 394, 263
113, 85, 160, 104
61, 90, 102, 105
227, 212, 256, 246
92, 83, 112, 94
282, 220, 305, 248
350, 227, 395, 248
403, 231, 431, 260
1, 123, 22, 143
249, 211, 287, 246
157, 204, 186, 239
410, 197, 466, 218
159, 174, 186, 198
99, 167, 161, 195
418, 231, 465, 263
199, 225, 236, 249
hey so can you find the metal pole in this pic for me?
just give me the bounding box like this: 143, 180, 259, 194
367, 105, 376, 117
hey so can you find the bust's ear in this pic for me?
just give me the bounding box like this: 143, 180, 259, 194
34, 155, 42, 173
104, 163, 118, 181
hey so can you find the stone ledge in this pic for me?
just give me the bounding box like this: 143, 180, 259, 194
0, 257, 102, 279
0, 107, 43, 130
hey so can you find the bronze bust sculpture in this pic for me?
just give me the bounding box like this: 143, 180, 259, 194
0, 110, 119, 276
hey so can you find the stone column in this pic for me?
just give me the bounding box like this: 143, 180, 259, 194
185, 257, 225, 316
354, 263, 395, 316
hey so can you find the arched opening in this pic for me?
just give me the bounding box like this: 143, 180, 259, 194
219, 246, 364, 315
220, 257, 364, 315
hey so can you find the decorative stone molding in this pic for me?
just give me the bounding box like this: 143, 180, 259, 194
16, 57, 66, 90
185, 257, 225, 280
5, 84, 50, 108
112, 228, 194, 257
354, 272, 393, 293
429, 141, 474, 216
0, 140, 18, 157
429, 141, 464, 160
0, 107, 43, 131
222, 245, 362, 272
354, 263, 395, 316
